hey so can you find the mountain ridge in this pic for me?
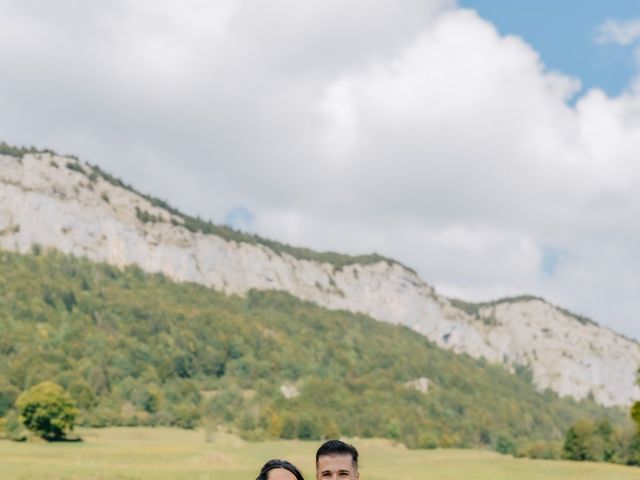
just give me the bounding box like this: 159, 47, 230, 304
1, 143, 638, 406
0, 141, 409, 272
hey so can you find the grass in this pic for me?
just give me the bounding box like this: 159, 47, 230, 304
0, 428, 639, 480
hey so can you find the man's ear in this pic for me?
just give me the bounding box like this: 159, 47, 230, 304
356, 472, 360, 480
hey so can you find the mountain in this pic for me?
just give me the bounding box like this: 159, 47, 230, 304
0, 145, 638, 407
0, 248, 622, 449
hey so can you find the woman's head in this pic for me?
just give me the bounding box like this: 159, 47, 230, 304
256, 459, 304, 480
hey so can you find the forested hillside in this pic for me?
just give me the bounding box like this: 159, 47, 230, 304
0, 249, 624, 449
2, 147, 639, 407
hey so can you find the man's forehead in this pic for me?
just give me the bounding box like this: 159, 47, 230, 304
317, 453, 356, 470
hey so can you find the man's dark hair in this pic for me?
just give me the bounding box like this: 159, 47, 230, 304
315, 440, 359, 468
256, 459, 305, 480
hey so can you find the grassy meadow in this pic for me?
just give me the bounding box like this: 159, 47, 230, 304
1, 427, 639, 480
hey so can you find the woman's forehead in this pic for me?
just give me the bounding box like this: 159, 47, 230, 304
268, 468, 297, 480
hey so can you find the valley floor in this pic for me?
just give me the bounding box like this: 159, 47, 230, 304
1, 427, 639, 480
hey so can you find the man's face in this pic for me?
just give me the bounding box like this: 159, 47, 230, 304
316, 454, 359, 480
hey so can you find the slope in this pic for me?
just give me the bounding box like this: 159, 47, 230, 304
0, 144, 638, 406
0, 249, 623, 449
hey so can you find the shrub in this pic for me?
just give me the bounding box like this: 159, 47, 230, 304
517, 441, 562, 460
65, 162, 86, 175
495, 433, 516, 455
1, 410, 26, 441
418, 431, 439, 449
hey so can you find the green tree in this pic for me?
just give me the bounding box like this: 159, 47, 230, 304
68, 380, 97, 410
16, 381, 78, 440
563, 419, 603, 461
495, 433, 516, 455
631, 401, 640, 432
0, 380, 19, 417
297, 414, 321, 440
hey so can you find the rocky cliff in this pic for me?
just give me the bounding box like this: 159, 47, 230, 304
1, 151, 638, 406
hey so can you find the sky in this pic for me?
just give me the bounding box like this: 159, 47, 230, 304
1, 1, 640, 339
461, 0, 640, 96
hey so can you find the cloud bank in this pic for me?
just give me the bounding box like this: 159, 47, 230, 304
596, 18, 640, 46
1, 1, 639, 338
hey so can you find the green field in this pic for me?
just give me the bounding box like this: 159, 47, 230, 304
1, 428, 639, 480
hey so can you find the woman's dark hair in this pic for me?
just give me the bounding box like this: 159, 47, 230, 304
256, 459, 305, 480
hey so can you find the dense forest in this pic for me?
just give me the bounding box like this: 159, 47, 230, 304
0, 248, 628, 452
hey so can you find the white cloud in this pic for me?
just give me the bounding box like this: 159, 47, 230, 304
596, 18, 640, 46
1, 1, 640, 339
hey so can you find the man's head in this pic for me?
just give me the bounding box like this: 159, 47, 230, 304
315, 440, 359, 480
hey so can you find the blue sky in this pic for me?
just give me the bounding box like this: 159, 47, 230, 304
461, 0, 639, 96
224, 206, 256, 231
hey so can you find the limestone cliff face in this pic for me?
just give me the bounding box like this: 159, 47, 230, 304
1, 152, 638, 406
